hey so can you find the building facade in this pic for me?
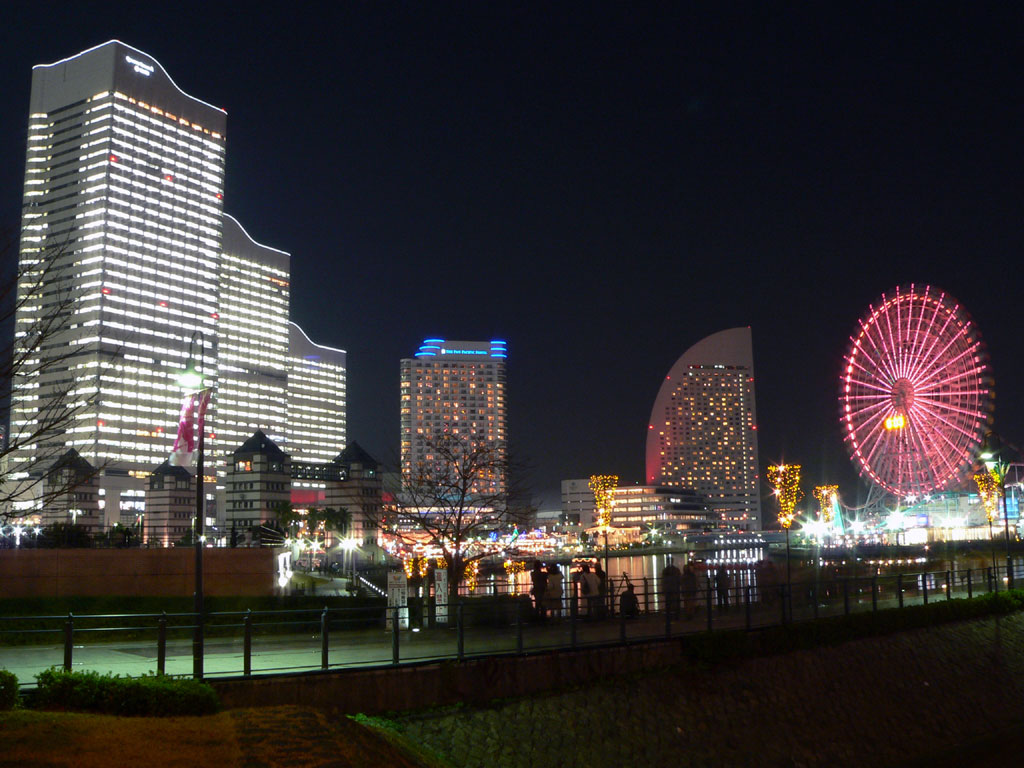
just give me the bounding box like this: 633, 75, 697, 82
223, 430, 291, 534
215, 215, 290, 480
144, 460, 195, 547
400, 339, 508, 496
11, 41, 226, 513
645, 327, 761, 530
286, 322, 347, 465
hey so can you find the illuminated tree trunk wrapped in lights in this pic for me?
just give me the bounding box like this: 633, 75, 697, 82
813, 485, 838, 523
975, 470, 1002, 571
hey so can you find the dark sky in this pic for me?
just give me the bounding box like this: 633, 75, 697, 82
2, 3, 1022, 510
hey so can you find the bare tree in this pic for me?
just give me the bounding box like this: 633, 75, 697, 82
1, 234, 99, 521
378, 432, 528, 598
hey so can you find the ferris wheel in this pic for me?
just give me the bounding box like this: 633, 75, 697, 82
840, 285, 992, 497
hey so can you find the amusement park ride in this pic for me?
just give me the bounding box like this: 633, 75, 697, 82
813, 284, 1020, 545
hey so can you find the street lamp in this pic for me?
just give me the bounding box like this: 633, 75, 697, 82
177, 330, 209, 678
981, 433, 1014, 588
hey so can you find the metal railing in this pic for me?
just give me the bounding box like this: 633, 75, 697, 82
0, 563, 1016, 686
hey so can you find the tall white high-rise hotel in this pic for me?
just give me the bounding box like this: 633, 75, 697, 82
11, 41, 345, 518
400, 340, 507, 495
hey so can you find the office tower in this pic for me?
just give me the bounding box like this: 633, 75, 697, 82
400, 339, 508, 495
645, 327, 761, 530
11, 41, 226, 510
286, 322, 347, 464
215, 214, 290, 476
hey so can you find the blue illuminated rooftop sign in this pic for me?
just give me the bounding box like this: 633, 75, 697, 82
414, 338, 509, 359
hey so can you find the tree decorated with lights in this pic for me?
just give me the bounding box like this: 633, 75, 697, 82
974, 469, 1001, 570
813, 485, 839, 523
589, 474, 618, 529
768, 463, 802, 593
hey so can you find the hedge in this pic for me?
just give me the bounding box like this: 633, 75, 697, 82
33, 668, 219, 716
0, 670, 18, 710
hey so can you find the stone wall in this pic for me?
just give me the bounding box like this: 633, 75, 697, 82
0, 548, 277, 597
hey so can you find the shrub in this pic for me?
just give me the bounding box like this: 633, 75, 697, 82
0, 670, 18, 710
34, 668, 219, 716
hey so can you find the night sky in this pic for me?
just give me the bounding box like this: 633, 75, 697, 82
2, 4, 1022, 511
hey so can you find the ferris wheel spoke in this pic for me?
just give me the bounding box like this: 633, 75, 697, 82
905, 414, 957, 485
859, 312, 901, 382
910, 325, 977, 387
904, 297, 958, 384
846, 355, 895, 391
878, 296, 905, 381
910, 399, 981, 446
906, 285, 932, 382
845, 377, 894, 397
911, 339, 980, 391
913, 394, 986, 423
915, 364, 987, 396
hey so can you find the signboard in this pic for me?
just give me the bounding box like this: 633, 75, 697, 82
435, 568, 449, 625
386, 570, 409, 630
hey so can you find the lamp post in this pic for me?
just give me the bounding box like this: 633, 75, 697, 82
177, 330, 208, 679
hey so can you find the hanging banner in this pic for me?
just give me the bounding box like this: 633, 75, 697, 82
435, 568, 449, 625
386, 570, 409, 630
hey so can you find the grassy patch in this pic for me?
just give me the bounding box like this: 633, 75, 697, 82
0, 709, 241, 768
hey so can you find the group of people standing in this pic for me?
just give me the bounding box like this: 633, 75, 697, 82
529, 561, 564, 618
661, 556, 734, 618
530, 560, 611, 619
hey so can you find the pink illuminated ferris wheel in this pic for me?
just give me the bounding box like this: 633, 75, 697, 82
840, 285, 992, 497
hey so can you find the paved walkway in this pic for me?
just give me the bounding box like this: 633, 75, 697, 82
0, 582, 988, 685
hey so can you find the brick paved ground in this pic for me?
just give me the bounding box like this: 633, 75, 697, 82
396, 613, 1024, 767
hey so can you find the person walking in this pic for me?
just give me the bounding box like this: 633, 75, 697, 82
530, 561, 548, 619
662, 556, 682, 620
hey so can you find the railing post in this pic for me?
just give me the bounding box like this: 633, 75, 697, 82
643, 577, 650, 614
967, 568, 973, 599
665, 588, 672, 637
843, 579, 850, 615
922, 574, 929, 605
456, 602, 464, 661
63, 613, 73, 671
570, 585, 578, 649
745, 585, 752, 631
780, 584, 787, 625
945, 570, 952, 600
392, 606, 400, 665
897, 574, 904, 608
157, 612, 167, 675
620, 608, 627, 644
988, 567, 995, 594
321, 607, 329, 670
705, 585, 713, 633
516, 598, 524, 655
871, 576, 878, 612
243, 609, 252, 677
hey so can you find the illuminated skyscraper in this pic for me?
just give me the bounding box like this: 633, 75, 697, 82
400, 339, 508, 495
215, 214, 290, 477
11, 41, 226, 512
286, 322, 347, 464
645, 327, 761, 530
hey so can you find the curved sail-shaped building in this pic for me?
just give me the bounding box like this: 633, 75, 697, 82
645, 327, 761, 530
